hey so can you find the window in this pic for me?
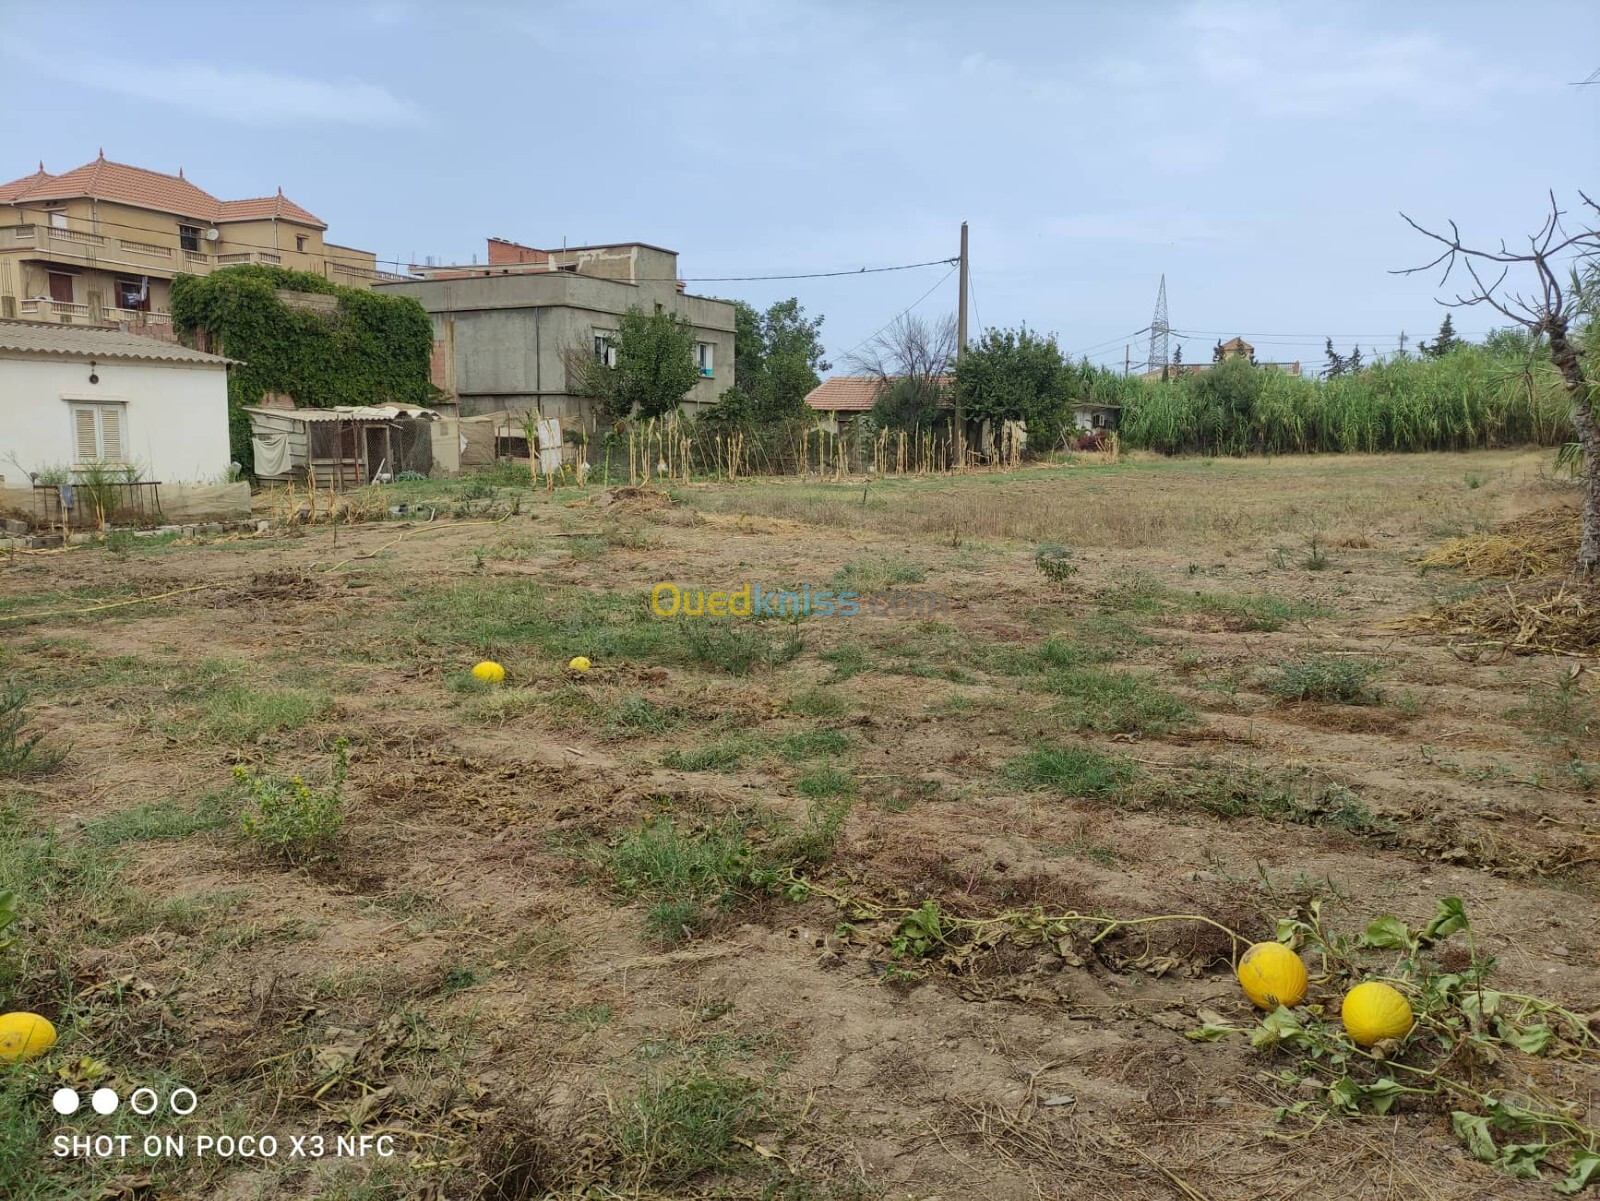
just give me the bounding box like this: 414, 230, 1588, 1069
696, 342, 714, 378
593, 334, 617, 368
295, 234, 308, 252
70, 403, 126, 464
178, 224, 201, 252
115, 277, 150, 312
45, 205, 68, 230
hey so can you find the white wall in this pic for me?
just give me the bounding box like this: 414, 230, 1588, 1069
0, 353, 231, 484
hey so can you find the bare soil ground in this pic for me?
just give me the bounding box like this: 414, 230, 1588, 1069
1, 449, 1595, 1201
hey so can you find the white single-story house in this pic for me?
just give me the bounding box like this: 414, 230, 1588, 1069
0, 320, 233, 485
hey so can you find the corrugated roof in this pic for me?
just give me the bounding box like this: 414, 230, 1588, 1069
804, 375, 955, 413
0, 154, 327, 229
244, 405, 437, 422
0, 320, 234, 365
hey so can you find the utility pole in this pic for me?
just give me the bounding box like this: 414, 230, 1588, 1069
955, 220, 969, 469
1124, 345, 1130, 376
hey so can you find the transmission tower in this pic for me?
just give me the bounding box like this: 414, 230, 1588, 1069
1146, 275, 1170, 374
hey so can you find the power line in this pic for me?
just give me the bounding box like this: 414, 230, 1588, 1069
18, 209, 959, 285
836, 265, 958, 363
1065, 327, 1150, 358
1170, 327, 1494, 340
672, 257, 958, 283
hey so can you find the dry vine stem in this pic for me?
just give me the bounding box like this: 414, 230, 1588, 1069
785, 870, 1250, 961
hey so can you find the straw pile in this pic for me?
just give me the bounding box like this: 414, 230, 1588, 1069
1401, 504, 1599, 655
1403, 579, 1599, 655
1419, 507, 1582, 580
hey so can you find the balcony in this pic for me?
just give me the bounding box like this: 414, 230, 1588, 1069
215, 251, 282, 266
104, 308, 173, 326
20, 299, 90, 319
19, 299, 172, 325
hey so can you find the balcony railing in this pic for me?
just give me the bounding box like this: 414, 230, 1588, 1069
105, 308, 173, 326
20, 299, 90, 319
118, 239, 173, 260
48, 226, 105, 247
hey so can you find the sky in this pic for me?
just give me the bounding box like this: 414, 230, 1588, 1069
5, 0, 1597, 373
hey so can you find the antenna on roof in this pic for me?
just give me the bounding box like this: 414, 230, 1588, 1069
178, 167, 184, 179
97, 148, 105, 160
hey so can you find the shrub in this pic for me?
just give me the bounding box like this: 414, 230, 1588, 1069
1034, 544, 1079, 586
0, 682, 64, 779
1267, 656, 1383, 705
234, 739, 348, 864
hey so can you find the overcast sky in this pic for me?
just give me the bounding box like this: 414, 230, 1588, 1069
7, 1, 1597, 371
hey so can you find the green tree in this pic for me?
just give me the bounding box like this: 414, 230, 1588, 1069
729, 298, 829, 422
610, 305, 701, 420
953, 325, 1067, 429
1420, 312, 1463, 358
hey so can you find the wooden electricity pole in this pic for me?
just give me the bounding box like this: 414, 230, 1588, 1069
955, 220, 969, 469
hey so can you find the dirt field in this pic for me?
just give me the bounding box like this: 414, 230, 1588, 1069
2, 449, 1596, 1201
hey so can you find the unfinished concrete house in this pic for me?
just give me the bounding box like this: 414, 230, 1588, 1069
375, 239, 736, 427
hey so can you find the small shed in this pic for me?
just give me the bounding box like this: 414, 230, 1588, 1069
1071, 401, 1121, 433
247, 405, 441, 489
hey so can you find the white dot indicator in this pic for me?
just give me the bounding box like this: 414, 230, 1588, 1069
91, 1088, 119, 1115
51, 1089, 80, 1115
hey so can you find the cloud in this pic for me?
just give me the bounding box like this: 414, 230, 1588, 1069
5, 44, 422, 127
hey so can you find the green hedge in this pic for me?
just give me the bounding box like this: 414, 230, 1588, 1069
170, 265, 435, 473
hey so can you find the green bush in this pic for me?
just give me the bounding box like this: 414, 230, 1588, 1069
234, 739, 348, 864
1268, 656, 1383, 705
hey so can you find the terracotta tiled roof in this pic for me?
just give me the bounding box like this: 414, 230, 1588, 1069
216, 193, 325, 226
0, 319, 235, 365
0, 154, 326, 229
804, 375, 954, 413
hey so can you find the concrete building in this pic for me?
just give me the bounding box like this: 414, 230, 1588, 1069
377, 238, 736, 423
0, 320, 233, 484
0, 153, 398, 328
1139, 337, 1301, 381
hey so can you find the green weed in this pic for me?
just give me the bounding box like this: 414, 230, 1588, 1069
788, 688, 848, 717
683, 622, 803, 676
616, 1070, 769, 1188
234, 739, 348, 864
0, 681, 64, 778
829, 558, 926, 593
779, 730, 851, 761
1045, 666, 1193, 735
1003, 744, 1136, 797
1268, 656, 1383, 705
797, 767, 856, 799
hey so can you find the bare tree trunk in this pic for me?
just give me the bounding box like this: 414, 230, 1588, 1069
1546, 318, 1600, 578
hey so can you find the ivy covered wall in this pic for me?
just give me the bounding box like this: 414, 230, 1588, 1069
170, 266, 435, 473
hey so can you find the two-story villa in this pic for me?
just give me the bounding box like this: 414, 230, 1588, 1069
0, 153, 394, 327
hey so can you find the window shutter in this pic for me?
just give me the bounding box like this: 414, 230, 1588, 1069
100, 406, 124, 462
73, 407, 99, 461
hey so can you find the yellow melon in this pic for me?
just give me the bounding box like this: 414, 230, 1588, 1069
471, 661, 506, 684
568, 656, 591, 672
0, 1012, 57, 1062
1236, 942, 1309, 1010
1341, 981, 1414, 1046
